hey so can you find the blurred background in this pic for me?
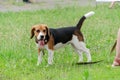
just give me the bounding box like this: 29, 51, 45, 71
0, 0, 96, 12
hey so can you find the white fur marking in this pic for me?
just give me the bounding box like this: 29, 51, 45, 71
73, 46, 83, 62
71, 35, 91, 62
48, 49, 54, 65
54, 43, 68, 50
37, 32, 45, 40
37, 51, 43, 66
84, 11, 95, 18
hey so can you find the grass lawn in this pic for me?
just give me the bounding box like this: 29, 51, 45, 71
0, 4, 120, 80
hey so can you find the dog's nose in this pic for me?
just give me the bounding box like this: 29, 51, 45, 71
40, 35, 44, 39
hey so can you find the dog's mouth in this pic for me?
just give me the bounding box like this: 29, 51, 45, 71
38, 40, 45, 47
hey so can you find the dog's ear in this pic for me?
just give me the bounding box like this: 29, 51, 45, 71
45, 26, 50, 37
30, 27, 35, 39
45, 26, 50, 42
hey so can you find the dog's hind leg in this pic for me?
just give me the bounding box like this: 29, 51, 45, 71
76, 50, 83, 62
71, 44, 83, 62
81, 45, 91, 62
72, 42, 91, 62
71, 35, 91, 62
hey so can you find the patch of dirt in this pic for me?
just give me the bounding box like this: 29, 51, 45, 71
0, 0, 95, 12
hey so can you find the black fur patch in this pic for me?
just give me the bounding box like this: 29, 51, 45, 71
45, 27, 50, 44
50, 27, 76, 45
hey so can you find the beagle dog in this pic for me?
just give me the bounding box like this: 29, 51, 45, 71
31, 11, 95, 65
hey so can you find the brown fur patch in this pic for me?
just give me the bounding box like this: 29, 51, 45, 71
47, 35, 54, 50
74, 30, 84, 41
38, 48, 41, 55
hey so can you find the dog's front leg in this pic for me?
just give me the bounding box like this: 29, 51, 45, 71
48, 49, 54, 65
37, 48, 43, 66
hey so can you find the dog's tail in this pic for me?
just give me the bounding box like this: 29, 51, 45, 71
76, 11, 95, 30
110, 40, 117, 53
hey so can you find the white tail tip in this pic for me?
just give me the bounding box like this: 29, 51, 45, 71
84, 11, 95, 18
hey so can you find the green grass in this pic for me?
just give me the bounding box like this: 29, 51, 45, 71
0, 5, 120, 80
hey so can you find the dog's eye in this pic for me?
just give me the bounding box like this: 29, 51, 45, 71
43, 30, 46, 33
36, 30, 40, 33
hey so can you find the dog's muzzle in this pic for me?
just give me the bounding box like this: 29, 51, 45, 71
37, 35, 45, 48
38, 39, 45, 48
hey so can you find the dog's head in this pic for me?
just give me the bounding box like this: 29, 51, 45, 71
30, 24, 50, 47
